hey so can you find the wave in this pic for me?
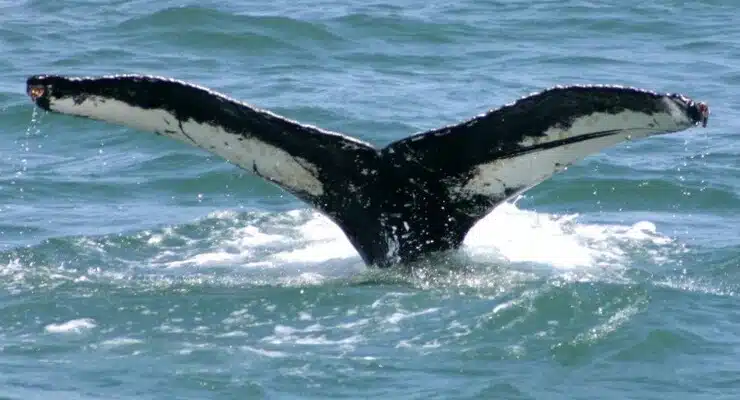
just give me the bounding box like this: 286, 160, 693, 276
113, 6, 344, 49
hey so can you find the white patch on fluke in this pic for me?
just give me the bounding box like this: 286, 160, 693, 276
518, 108, 685, 147
457, 105, 692, 199
49, 96, 326, 196
662, 97, 692, 125
460, 132, 637, 198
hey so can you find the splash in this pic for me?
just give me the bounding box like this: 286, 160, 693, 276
140, 200, 677, 283
7, 105, 46, 200
150, 209, 359, 270
464, 200, 674, 269
0, 199, 684, 292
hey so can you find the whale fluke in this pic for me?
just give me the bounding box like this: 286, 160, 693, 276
26, 75, 709, 267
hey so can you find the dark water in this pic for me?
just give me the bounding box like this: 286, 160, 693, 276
1, 1, 739, 398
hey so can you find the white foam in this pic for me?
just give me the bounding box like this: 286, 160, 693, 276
146, 198, 674, 281
263, 323, 361, 348
572, 303, 643, 345
269, 214, 357, 264
242, 345, 287, 358
44, 318, 97, 334
464, 201, 673, 269
99, 337, 144, 347
154, 209, 359, 272
386, 308, 440, 324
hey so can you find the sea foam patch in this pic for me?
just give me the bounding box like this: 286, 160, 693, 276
142, 201, 674, 278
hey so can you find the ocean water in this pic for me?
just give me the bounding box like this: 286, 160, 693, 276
1, 0, 739, 398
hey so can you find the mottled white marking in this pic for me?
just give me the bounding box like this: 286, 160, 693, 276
662, 97, 692, 125
456, 103, 694, 199
518, 108, 688, 148
49, 96, 325, 196
459, 132, 637, 199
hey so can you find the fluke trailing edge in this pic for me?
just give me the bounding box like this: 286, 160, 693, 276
25, 75, 710, 268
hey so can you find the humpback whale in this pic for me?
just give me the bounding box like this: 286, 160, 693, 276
25, 75, 709, 268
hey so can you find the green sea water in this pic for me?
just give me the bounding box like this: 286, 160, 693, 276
1, 1, 739, 399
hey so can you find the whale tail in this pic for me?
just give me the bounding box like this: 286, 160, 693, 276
26, 75, 709, 267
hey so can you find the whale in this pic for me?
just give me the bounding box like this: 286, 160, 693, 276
25, 74, 709, 267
